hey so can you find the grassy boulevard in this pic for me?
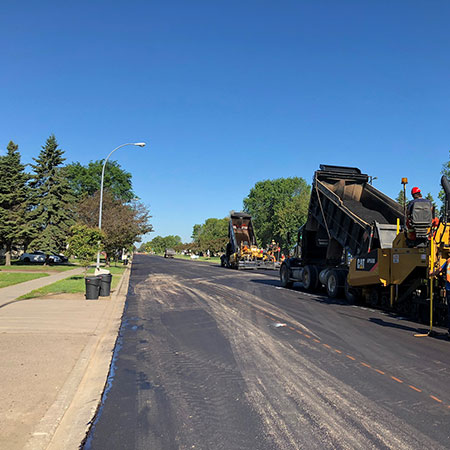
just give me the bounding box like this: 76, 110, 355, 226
0, 263, 77, 272
0, 260, 127, 299
163, 254, 221, 264
0, 272, 49, 288
18, 266, 126, 299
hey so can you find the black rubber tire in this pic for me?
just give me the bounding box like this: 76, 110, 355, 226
280, 264, 293, 288
220, 255, 227, 267
303, 265, 318, 291
326, 270, 344, 298
344, 279, 360, 304
380, 293, 390, 309
369, 288, 380, 307
23, 257, 30, 263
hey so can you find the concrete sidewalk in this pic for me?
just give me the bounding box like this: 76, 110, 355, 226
0, 267, 84, 307
0, 266, 130, 450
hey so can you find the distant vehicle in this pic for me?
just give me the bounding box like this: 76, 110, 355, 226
19, 251, 46, 263
52, 253, 68, 263
19, 251, 65, 264
164, 249, 176, 258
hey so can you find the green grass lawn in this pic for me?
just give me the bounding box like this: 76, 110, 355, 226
172, 254, 221, 263
0, 272, 49, 288
18, 266, 126, 299
0, 261, 78, 272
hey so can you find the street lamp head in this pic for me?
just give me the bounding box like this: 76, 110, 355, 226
134, 142, 146, 147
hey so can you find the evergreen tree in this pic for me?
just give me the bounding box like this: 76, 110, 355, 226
28, 135, 75, 254
396, 190, 406, 208
0, 141, 30, 265
425, 192, 437, 210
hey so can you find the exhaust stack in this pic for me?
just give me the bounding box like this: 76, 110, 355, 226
441, 176, 450, 220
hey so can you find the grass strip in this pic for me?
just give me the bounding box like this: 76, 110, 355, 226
19, 267, 125, 299
0, 263, 78, 272
0, 272, 49, 288
169, 254, 221, 263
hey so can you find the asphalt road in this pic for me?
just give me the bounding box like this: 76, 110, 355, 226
84, 254, 450, 449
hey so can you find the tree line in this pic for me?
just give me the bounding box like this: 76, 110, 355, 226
145, 159, 450, 256
143, 177, 311, 255
0, 135, 152, 265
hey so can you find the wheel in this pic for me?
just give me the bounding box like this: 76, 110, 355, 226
369, 288, 380, 307
326, 270, 344, 298
280, 264, 293, 288
380, 293, 390, 309
344, 278, 359, 304
23, 257, 30, 263
303, 265, 318, 291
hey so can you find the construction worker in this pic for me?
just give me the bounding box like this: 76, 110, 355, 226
431, 259, 450, 339
407, 187, 433, 213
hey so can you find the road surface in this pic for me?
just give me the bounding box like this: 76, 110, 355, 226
84, 254, 450, 449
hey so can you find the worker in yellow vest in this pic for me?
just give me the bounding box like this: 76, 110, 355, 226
431, 258, 450, 339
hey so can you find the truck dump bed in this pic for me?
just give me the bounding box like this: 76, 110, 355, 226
228, 212, 257, 254
303, 165, 404, 265
224, 212, 279, 269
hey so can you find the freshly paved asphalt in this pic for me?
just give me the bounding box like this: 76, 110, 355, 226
85, 254, 450, 449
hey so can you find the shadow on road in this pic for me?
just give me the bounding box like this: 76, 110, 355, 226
369, 317, 427, 334
250, 278, 352, 306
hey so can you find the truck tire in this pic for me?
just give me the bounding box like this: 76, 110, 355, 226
344, 279, 360, 304
303, 265, 318, 291
220, 255, 228, 268
280, 265, 293, 288
326, 270, 343, 298
369, 288, 380, 307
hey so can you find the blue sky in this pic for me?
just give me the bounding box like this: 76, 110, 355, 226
1, 1, 449, 242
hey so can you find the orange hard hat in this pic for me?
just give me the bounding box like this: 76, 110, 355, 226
411, 187, 421, 195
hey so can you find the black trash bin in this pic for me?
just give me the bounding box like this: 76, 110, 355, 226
85, 275, 101, 300
99, 273, 112, 297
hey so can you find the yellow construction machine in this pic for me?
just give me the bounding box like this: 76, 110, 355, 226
221, 212, 280, 269
348, 176, 450, 326
280, 164, 448, 326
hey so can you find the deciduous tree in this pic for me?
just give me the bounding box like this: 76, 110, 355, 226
243, 177, 310, 249
77, 191, 152, 262
67, 224, 104, 275
64, 160, 134, 201
146, 235, 182, 254
191, 217, 229, 254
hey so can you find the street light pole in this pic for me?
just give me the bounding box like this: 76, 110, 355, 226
96, 142, 146, 271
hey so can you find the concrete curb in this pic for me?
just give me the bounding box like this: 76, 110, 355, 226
23, 265, 132, 450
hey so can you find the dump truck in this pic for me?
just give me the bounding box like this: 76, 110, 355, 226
280, 165, 405, 298
221, 212, 279, 269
